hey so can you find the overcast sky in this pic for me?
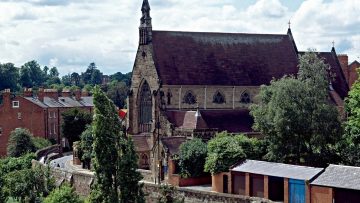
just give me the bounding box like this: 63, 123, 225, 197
0, 0, 359, 75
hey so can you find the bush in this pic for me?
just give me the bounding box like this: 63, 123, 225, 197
44, 184, 83, 203
234, 134, 267, 160
32, 137, 52, 151
204, 132, 246, 174
7, 128, 35, 157
178, 138, 207, 178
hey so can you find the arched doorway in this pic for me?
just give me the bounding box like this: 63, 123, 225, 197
139, 81, 152, 132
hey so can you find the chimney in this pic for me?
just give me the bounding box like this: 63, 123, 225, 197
38, 88, 45, 101
44, 89, 58, 100
338, 54, 349, 83
74, 90, 81, 101
23, 88, 33, 97
2, 89, 11, 108
62, 89, 71, 97
81, 90, 89, 97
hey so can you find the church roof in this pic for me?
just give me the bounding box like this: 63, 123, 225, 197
151, 31, 299, 86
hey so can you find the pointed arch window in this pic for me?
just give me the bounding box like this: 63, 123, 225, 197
213, 91, 226, 104
139, 81, 152, 126
240, 91, 251, 104
183, 91, 197, 105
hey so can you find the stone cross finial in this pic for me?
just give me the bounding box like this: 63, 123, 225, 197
288, 20, 291, 29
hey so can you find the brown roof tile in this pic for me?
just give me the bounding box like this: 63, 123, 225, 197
161, 136, 187, 155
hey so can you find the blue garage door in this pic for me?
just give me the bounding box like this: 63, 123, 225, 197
289, 179, 305, 203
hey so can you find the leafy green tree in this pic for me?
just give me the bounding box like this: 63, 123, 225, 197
250, 51, 342, 167
49, 67, 59, 78
44, 184, 83, 203
80, 125, 93, 169
7, 128, 35, 157
22, 61, 45, 87
204, 132, 246, 174
91, 69, 102, 85
106, 81, 129, 108
61, 74, 72, 87
343, 69, 360, 166
20, 66, 32, 88
0, 63, 19, 91
177, 138, 207, 178
71, 72, 81, 86
234, 134, 267, 160
110, 72, 132, 86
90, 86, 144, 203
61, 108, 92, 149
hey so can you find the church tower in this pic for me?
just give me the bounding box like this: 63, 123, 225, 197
139, 0, 152, 45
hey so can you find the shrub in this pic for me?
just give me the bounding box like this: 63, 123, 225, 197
32, 137, 52, 151
7, 128, 35, 157
44, 184, 83, 203
178, 138, 207, 178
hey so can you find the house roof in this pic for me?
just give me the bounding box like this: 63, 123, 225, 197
349, 60, 360, 67
165, 109, 253, 133
231, 160, 323, 181
318, 52, 349, 99
161, 136, 187, 155
151, 31, 299, 86
132, 135, 151, 152
311, 164, 360, 191
24, 96, 94, 108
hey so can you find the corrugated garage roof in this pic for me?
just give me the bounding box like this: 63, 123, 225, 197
231, 160, 323, 181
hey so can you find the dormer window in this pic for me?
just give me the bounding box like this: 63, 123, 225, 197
183, 91, 196, 105
240, 91, 251, 104
213, 91, 226, 104
12, 101, 19, 108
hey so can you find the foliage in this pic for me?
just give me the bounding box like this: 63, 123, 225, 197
234, 134, 267, 160
250, 51, 342, 167
204, 132, 246, 174
343, 69, 360, 166
61, 108, 92, 149
106, 81, 129, 108
79, 125, 93, 169
0, 153, 36, 202
7, 128, 35, 157
44, 184, 83, 203
32, 137, 52, 151
89, 86, 144, 203
0, 63, 19, 91
177, 138, 207, 178
157, 185, 184, 203
4, 166, 54, 203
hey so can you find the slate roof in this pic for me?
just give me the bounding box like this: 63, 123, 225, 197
165, 109, 253, 133
24, 96, 94, 108
318, 52, 349, 99
152, 31, 299, 86
161, 136, 187, 155
311, 164, 360, 190
231, 160, 323, 181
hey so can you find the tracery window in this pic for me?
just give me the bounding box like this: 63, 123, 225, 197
213, 91, 226, 104
183, 91, 196, 105
139, 81, 152, 125
240, 91, 251, 104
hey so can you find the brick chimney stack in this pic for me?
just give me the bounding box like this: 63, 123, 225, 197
2, 89, 11, 108
61, 89, 71, 97
37, 88, 45, 101
23, 88, 33, 97
44, 89, 59, 100
338, 54, 349, 83
74, 90, 81, 101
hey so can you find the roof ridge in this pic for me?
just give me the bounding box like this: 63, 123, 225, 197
153, 30, 288, 37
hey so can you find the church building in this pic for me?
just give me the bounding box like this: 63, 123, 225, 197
127, 0, 349, 182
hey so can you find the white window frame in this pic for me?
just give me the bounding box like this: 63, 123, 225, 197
12, 101, 19, 108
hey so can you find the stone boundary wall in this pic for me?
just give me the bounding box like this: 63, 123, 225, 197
32, 160, 272, 203
35, 144, 62, 161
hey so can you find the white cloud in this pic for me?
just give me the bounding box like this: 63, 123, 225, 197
0, 0, 358, 76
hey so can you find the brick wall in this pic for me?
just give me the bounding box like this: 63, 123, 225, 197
310, 186, 333, 203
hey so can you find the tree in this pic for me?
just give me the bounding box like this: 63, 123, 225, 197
62, 74, 72, 86
61, 108, 92, 149
106, 81, 129, 108
343, 69, 360, 166
82, 63, 96, 85
32, 137, 52, 151
7, 128, 35, 157
177, 138, 207, 178
44, 184, 83, 203
90, 86, 144, 203
71, 72, 81, 86
80, 125, 93, 169
21, 60, 45, 87
91, 69, 102, 85
204, 132, 246, 174
234, 134, 267, 160
250, 51, 342, 167
20, 66, 32, 88
0, 63, 19, 91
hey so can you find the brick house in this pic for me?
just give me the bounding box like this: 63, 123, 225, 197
127, 0, 349, 183
337, 54, 360, 88
0, 88, 93, 156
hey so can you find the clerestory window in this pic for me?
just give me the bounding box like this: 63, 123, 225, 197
213, 91, 226, 104
183, 91, 196, 105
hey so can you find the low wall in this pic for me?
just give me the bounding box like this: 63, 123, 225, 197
32, 160, 272, 203
169, 174, 212, 187
138, 169, 153, 182
35, 144, 62, 161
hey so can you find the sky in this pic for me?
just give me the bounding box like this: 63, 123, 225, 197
0, 0, 359, 76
